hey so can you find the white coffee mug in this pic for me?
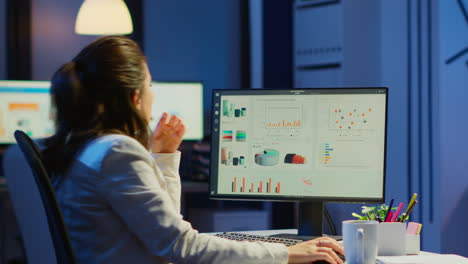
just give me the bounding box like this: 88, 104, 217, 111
343, 220, 378, 264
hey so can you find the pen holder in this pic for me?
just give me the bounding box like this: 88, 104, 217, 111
405, 234, 420, 255
377, 222, 406, 256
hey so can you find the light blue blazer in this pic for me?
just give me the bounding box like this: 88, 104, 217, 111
54, 134, 287, 264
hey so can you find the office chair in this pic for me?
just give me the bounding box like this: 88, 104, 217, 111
3, 130, 76, 264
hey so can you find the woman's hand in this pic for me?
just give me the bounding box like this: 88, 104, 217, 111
150, 112, 186, 153
287, 236, 344, 264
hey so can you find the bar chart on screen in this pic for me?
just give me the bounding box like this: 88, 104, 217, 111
317, 140, 374, 168
231, 177, 281, 194
266, 105, 303, 128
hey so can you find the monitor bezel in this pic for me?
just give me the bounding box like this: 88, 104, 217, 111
151, 80, 205, 141
209, 87, 388, 204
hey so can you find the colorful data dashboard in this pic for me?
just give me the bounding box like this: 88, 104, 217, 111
0, 80, 54, 144
210, 88, 387, 202
0, 80, 205, 144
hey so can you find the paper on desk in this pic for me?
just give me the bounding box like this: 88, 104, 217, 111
376, 254, 468, 264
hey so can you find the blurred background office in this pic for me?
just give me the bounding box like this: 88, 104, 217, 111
0, 0, 467, 262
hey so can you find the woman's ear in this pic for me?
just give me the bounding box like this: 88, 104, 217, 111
132, 90, 142, 109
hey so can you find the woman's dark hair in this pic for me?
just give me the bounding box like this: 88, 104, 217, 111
43, 35, 149, 174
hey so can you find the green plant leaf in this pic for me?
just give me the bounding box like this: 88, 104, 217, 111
352, 213, 363, 219
362, 206, 376, 214
354, 203, 400, 221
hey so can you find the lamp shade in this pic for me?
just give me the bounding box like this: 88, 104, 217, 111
75, 0, 133, 35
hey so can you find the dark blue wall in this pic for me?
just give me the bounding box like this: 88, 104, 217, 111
292, 0, 467, 256
28, 0, 242, 128
439, 0, 468, 256
143, 0, 241, 123
31, 0, 96, 80
0, 0, 6, 79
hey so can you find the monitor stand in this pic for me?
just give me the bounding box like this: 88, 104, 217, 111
298, 201, 324, 236
270, 201, 342, 241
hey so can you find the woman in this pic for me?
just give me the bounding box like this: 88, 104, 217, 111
43, 36, 344, 264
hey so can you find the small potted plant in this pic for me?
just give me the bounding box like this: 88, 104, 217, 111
353, 204, 406, 256
352, 204, 396, 222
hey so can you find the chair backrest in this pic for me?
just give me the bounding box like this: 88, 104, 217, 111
3, 130, 76, 264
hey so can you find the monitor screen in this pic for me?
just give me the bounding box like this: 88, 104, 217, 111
0, 81, 54, 144
210, 88, 387, 235
149, 81, 204, 141
210, 88, 387, 202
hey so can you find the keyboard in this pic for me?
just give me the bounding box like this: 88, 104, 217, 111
215, 232, 304, 246
216, 232, 346, 262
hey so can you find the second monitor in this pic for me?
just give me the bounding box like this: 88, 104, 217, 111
0, 80, 204, 144
150, 81, 204, 141
210, 88, 388, 236
0, 80, 54, 144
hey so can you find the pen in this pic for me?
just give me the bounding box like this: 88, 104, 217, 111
404, 200, 418, 221
405, 193, 418, 215
384, 198, 394, 222
386, 212, 393, 222
391, 202, 404, 222
399, 193, 417, 222
400, 200, 418, 222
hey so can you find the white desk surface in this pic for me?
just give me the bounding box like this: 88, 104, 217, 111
208, 229, 468, 264
376, 253, 468, 264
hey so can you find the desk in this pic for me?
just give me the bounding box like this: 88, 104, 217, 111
376, 253, 468, 264
209, 229, 468, 264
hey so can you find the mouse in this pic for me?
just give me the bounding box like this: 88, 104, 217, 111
313, 252, 345, 264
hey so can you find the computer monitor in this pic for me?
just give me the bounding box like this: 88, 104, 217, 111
149, 81, 204, 141
0, 80, 54, 144
210, 88, 387, 236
